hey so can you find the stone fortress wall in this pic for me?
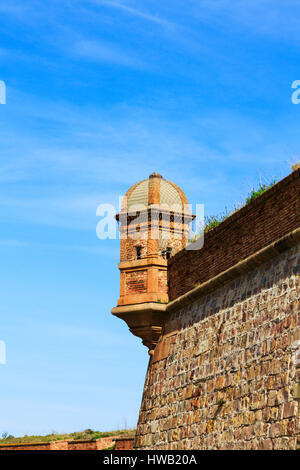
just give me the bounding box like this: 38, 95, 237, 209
134, 169, 300, 450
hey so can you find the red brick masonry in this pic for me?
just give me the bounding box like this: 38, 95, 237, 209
168, 169, 300, 300
114, 437, 134, 450
0, 436, 117, 451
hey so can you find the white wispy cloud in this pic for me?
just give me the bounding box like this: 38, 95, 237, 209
0, 86, 295, 231
0, 192, 118, 230
190, 0, 300, 43
0, 238, 119, 257
73, 39, 143, 67
86, 0, 171, 26
0, 239, 28, 247
0, 4, 25, 15
0, 47, 9, 58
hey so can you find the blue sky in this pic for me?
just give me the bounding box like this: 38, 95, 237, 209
0, 0, 299, 436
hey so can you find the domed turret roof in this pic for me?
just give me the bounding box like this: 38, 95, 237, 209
122, 173, 188, 212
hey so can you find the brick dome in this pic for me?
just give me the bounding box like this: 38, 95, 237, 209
121, 173, 188, 212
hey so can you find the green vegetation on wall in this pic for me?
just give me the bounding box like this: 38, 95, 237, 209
190, 177, 278, 242
0, 428, 135, 444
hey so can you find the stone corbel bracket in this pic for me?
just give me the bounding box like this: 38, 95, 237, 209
111, 302, 167, 354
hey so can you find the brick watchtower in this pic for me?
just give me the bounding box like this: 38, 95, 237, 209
111, 173, 194, 354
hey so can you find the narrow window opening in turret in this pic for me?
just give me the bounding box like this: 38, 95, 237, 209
165, 247, 172, 260
136, 246, 142, 260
